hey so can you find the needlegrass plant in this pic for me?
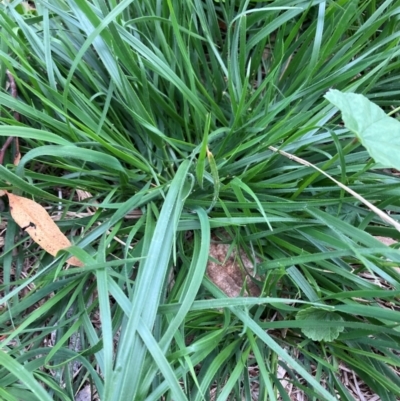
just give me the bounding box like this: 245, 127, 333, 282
1, 0, 400, 400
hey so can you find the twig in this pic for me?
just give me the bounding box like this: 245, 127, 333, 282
0, 136, 14, 165
6, 70, 20, 122
269, 146, 400, 233
0, 71, 21, 165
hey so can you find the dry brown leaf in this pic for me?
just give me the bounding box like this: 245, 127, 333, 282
13, 151, 21, 166
6, 192, 83, 266
374, 236, 397, 246
207, 243, 260, 297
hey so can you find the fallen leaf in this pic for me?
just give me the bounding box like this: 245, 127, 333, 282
13, 151, 21, 166
207, 243, 260, 297
374, 236, 400, 274
374, 236, 397, 246
6, 192, 83, 266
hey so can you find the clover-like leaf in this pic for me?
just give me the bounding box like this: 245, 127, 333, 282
296, 307, 344, 342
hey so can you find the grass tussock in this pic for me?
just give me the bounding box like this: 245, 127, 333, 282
1, 0, 400, 400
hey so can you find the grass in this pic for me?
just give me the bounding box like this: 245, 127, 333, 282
1, 0, 400, 400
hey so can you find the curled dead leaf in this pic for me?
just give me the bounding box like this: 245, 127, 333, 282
6, 192, 83, 266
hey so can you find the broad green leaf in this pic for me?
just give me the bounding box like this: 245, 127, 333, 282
296, 307, 344, 342
325, 89, 400, 169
